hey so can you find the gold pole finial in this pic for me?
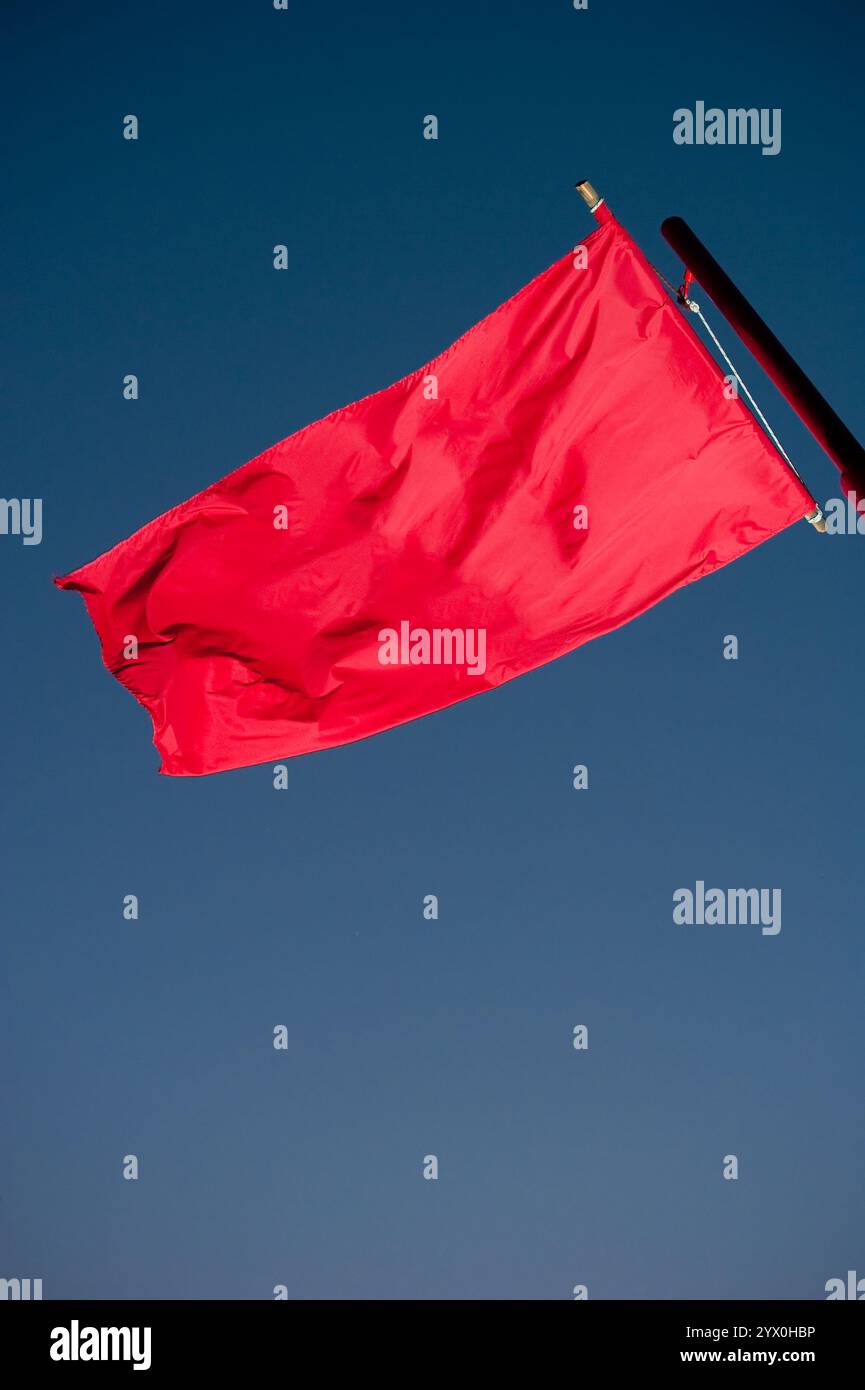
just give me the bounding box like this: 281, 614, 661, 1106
575, 180, 601, 211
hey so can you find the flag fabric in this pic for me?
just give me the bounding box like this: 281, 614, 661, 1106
57, 208, 815, 776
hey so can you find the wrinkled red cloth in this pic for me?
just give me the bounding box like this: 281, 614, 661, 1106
57, 212, 814, 775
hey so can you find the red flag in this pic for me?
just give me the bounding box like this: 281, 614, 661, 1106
57, 210, 814, 776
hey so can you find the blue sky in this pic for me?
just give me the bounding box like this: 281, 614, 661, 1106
2, 0, 863, 1298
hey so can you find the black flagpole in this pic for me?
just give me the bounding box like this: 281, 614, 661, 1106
660, 215, 865, 498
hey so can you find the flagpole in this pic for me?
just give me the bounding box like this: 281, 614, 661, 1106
575, 180, 602, 212
576, 183, 830, 527
660, 216, 865, 497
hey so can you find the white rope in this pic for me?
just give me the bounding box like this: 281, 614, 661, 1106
682, 296, 803, 481
650, 264, 822, 525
